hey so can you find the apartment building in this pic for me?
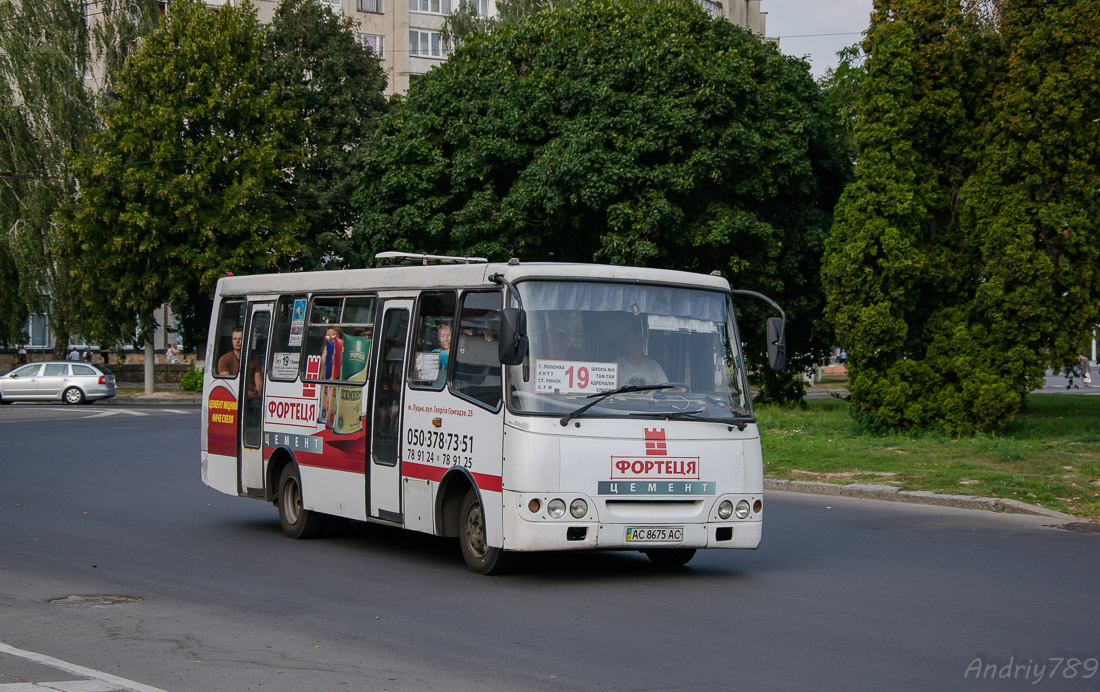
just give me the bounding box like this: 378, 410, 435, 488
242, 0, 769, 96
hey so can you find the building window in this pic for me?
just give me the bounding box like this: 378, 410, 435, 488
410, 29, 448, 58
357, 33, 384, 57
411, 0, 450, 14
697, 0, 722, 18
460, 0, 488, 16
357, 0, 382, 12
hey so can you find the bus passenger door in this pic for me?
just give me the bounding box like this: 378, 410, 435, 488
239, 303, 272, 496
369, 300, 411, 522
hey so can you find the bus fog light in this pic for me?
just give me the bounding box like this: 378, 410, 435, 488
528, 498, 542, 514
718, 500, 734, 520
569, 498, 588, 518
548, 499, 566, 518
735, 500, 750, 519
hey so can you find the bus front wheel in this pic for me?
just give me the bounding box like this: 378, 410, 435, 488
459, 488, 512, 575
277, 465, 325, 540
644, 548, 696, 567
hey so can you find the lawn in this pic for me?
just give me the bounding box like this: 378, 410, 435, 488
756, 394, 1100, 521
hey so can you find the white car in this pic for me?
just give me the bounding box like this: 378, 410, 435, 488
0, 361, 117, 404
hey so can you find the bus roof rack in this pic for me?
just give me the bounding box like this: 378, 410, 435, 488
375, 251, 488, 266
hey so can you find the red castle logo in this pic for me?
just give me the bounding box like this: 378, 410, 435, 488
611, 427, 700, 480
644, 427, 667, 456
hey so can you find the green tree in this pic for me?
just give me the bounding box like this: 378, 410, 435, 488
822, 0, 1099, 433
0, 237, 26, 345
357, 0, 850, 402
62, 0, 306, 348
0, 0, 157, 352
819, 43, 865, 161
266, 0, 388, 270
958, 0, 1100, 408
443, 0, 577, 44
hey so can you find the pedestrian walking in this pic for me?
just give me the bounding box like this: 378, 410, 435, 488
1080, 354, 1091, 387
16, 344, 27, 365
68, 346, 80, 361
101, 346, 110, 365
82, 346, 92, 362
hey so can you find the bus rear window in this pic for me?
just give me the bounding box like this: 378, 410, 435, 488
212, 299, 246, 378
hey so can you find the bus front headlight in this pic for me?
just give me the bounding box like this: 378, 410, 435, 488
548, 499, 566, 518
717, 500, 734, 520
570, 498, 588, 518
735, 500, 751, 519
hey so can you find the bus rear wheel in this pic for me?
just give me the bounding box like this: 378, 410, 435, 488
643, 548, 696, 567
459, 488, 512, 575
277, 465, 325, 539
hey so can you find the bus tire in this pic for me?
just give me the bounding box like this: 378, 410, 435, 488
643, 548, 696, 567
459, 488, 512, 575
277, 465, 325, 540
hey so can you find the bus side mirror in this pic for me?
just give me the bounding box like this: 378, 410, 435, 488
767, 317, 786, 371
499, 308, 527, 366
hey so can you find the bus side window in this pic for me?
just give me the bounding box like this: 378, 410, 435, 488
269, 295, 307, 381
452, 291, 503, 410
212, 299, 246, 378
409, 291, 458, 390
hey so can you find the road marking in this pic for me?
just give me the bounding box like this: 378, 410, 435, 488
159, 409, 192, 415
0, 642, 166, 692
114, 410, 149, 417
0, 681, 123, 691
84, 411, 121, 419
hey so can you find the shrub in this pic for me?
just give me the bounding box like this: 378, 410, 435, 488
180, 367, 204, 392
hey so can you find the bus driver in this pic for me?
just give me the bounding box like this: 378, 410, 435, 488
616, 331, 668, 387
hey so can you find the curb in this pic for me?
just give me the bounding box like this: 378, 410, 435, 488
103, 395, 201, 406
764, 479, 1083, 522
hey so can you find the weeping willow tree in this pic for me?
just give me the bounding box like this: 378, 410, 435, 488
0, 0, 158, 353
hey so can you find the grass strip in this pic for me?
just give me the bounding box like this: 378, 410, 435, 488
757, 394, 1100, 521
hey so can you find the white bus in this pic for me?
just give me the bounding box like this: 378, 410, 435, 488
200, 253, 786, 573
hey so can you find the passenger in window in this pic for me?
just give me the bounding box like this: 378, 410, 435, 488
616, 331, 668, 386
463, 325, 494, 342
434, 322, 453, 387
217, 327, 243, 376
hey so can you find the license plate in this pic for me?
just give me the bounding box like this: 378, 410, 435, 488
625, 526, 683, 543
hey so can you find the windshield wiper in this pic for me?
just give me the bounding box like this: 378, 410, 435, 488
629, 408, 707, 420
559, 384, 672, 426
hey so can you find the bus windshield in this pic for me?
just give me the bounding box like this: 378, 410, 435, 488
506, 281, 752, 422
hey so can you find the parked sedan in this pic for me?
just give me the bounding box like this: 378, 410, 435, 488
0, 361, 117, 404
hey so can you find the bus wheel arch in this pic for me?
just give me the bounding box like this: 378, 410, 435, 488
437, 468, 475, 538
266, 448, 295, 503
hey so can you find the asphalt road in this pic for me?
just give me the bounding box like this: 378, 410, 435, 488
1, 405, 1098, 691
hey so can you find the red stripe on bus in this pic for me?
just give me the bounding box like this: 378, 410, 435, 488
402, 461, 502, 493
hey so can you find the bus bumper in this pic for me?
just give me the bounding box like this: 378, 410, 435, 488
501, 491, 762, 552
